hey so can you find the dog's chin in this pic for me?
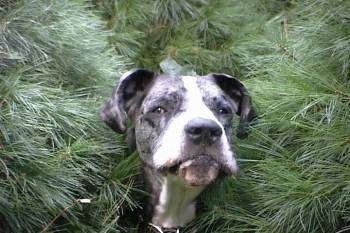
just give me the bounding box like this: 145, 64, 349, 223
166, 155, 220, 186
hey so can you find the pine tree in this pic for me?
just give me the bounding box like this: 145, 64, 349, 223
0, 1, 140, 232
1, 0, 349, 232
94, 0, 350, 232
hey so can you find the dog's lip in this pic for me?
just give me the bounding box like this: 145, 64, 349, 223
168, 163, 180, 174
157, 160, 181, 175
158, 154, 230, 175
157, 155, 238, 186
158, 154, 219, 174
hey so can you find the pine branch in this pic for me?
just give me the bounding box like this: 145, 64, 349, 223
0, 0, 134, 232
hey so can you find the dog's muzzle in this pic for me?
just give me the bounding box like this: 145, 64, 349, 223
159, 118, 228, 186
178, 155, 219, 186
163, 155, 220, 186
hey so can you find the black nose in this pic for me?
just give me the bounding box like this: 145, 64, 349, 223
184, 118, 222, 144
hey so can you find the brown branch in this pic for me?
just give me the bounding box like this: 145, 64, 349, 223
40, 204, 74, 233
283, 15, 289, 40
40, 199, 92, 233
277, 43, 297, 61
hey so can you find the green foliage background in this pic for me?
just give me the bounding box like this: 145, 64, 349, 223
1, 0, 349, 232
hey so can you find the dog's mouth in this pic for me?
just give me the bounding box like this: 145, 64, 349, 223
161, 155, 221, 186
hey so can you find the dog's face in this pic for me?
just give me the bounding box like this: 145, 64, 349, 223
101, 69, 256, 187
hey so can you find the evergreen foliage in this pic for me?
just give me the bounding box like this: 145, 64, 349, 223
1, 0, 349, 232
0, 1, 139, 232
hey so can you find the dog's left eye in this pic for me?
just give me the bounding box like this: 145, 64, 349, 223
218, 108, 230, 115
152, 107, 166, 114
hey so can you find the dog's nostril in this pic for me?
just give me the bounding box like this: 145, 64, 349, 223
187, 126, 203, 136
211, 127, 222, 137
185, 118, 222, 144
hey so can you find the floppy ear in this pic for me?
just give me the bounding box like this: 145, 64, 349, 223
212, 73, 257, 139
100, 69, 155, 133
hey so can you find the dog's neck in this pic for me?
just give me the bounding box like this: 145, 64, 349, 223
151, 174, 204, 228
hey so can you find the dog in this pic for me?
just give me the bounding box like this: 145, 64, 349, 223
100, 69, 257, 230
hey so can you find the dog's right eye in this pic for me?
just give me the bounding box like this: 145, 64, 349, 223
152, 106, 166, 114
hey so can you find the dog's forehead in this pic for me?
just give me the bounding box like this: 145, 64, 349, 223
186, 75, 224, 98
150, 74, 186, 94
148, 74, 223, 98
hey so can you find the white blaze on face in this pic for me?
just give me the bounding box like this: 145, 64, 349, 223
152, 76, 238, 174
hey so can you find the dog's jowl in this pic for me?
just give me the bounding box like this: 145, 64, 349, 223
100, 69, 257, 229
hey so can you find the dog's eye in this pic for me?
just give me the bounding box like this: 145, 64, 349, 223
218, 108, 230, 115
152, 107, 166, 114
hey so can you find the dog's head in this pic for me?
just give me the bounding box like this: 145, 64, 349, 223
101, 69, 256, 186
